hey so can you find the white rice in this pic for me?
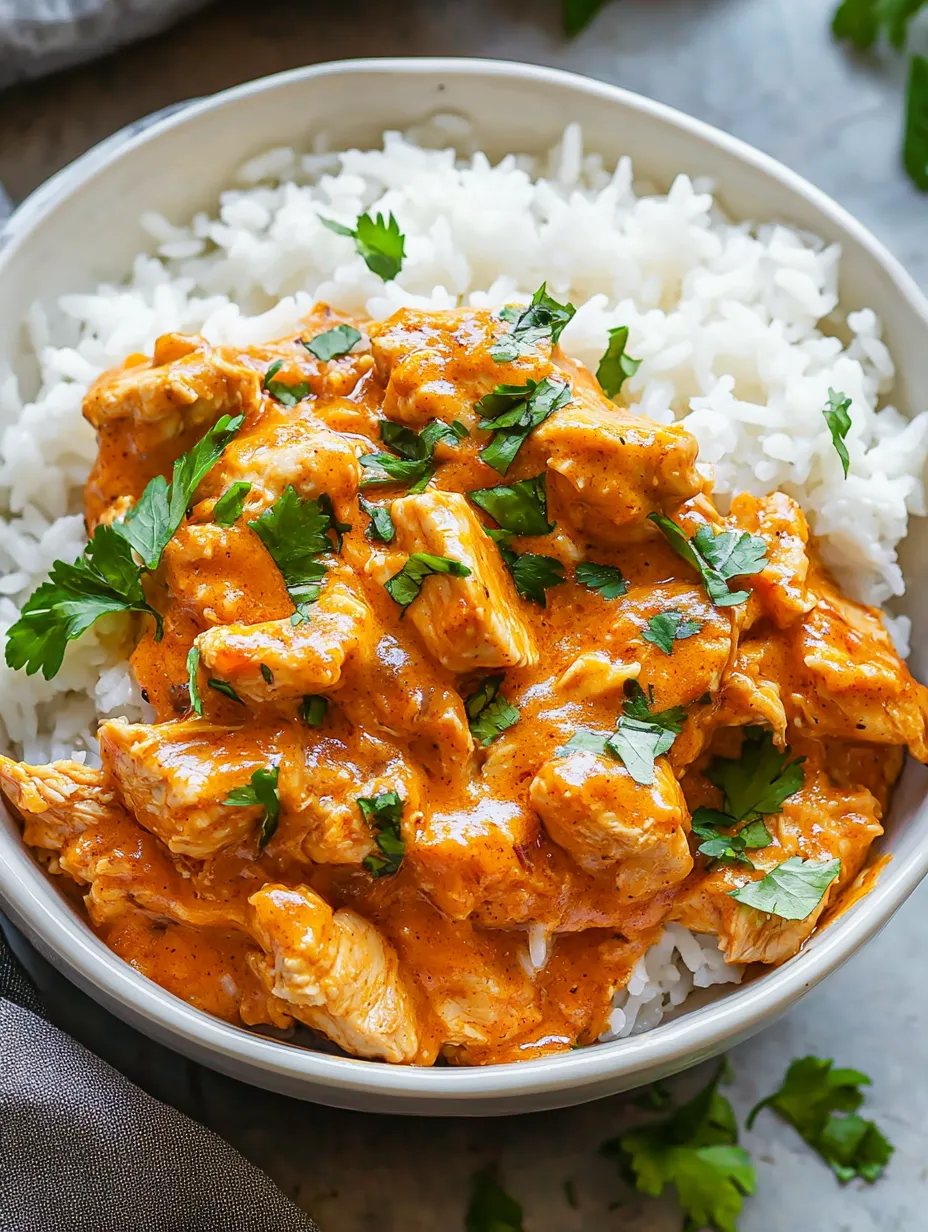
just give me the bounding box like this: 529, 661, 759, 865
2, 119, 925, 1037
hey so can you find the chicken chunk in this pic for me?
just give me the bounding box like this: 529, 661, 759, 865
99, 718, 293, 858
195, 409, 363, 522
729, 491, 816, 628
0, 757, 116, 851
530, 751, 693, 899
388, 491, 537, 671
249, 883, 421, 1064
411, 795, 539, 920
531, 377, 702, 541
194, 580, 376, 704
557, 653, 640, 701
84, 334, 261, 434
160, 523, 293, 627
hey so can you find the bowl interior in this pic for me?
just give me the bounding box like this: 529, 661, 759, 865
2, 58, 928, 1113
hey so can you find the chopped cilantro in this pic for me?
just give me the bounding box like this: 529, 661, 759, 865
360, 417, 468, 493
224, 766, 281, 847
358, 791, 405, 877
207, 678, 245, 705
466, 1168, 524, 1232
186, 645, 202, 717
469, 473, 553, 537
260, 663, 273, 685
642, 609, 702, 655
299, 694, 328, 727
263, 359, 311, 406
504, 550, 566, 606
212, 481, 252, 527
575, 561, 628, 599
490, 282, 576, 363
358, 496, 395, 543
249, 486, 342, 608
384, 553, 471, 608
562, 681, 686, 786
322, 211, 406, 281
596, 325, 641, 397
649, 513, 768, 607
465, 675, 520, 747
729, 856, 841, 920
302, 324, 362, 361
822, 388, 852, 477
748, 1055, 894, 1184
602, 1061, 756, 1232
477, 376, 570, 474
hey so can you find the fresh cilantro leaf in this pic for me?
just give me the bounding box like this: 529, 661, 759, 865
596, 325, 641, 397
641, 609, 702, 655
729, 856, 842, 920
249, 486, 339, 605
575, 561, 628, 599
649, 512, 768, 607
224, 766, 281, 847
358, 791, 405, 877
748, 1056, 894, 1184
186, 645, 202, 717
361, 418, 468, 492
466, 1167, 524, 1232
323, 211, 406, 281
621, 680, 688, 732
212, 481, 252, 527
118, 413, 244, 569
260, 663, 273, 685
208, 678, 245, 705
563, 0, 610, 35
385, 553, 471, 608
905, 54, 928, 190
504, 551, 566, 606
290, 591, 322, 626
602, 1061, 755, 1232
490, 282, 576, 363
568, 682, 687, 786
477, 377, 570, 474
707, 727, 805, 823
465, 675, 520, 746
4, 526, 163, 680
302, 324, 362, 361
469, 473, 553, 536
831, 0, 881, 48
263, 359, 311, 407
561, 728, 610, 756
822, 388, 852, 477
358, 496, 395, 543
299, 694, 328, 727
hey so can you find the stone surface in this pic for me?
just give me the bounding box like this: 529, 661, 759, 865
2, 0, 928, 1228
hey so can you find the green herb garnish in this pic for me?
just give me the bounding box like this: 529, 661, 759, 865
321, 211, 406, 281
299, 694, 328, 727
596, 325, 641, 397
748, 1055, 894, 1184
649, 513, 767, 607
358, 496, 395, 543
477, 377, 570, 474
360, 418, 468, 493
212, 481, 252, 527
384, 553, 471, 608
563, 681, 687, 786
186, 645, 202, 717
641, 610, 702, 655
822, 388, 852, 477
224, 766, 281, 847
249, 485, 341, 608
263, 359, 311, 406
358, 791, 405, 877
575, 561, 628, 599
465, 675, 520, 747
208, 678, 245, 705
729, 856, 841, 920
469, 473, 553, 536
490, 282, 576, 363
905, 53, 928, 189
302, 324, 362, 361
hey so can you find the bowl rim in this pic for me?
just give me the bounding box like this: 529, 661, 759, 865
3, 54, 928, 1105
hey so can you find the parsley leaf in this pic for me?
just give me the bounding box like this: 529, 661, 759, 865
729, 856, 842, 920
561, 728, 611, 756
596, 325, 641, 397
748, 1056, 894, 1183
263, 359, 311, 407
490, 283, 576, 363
4, 526, 163, 680
186, 645, 202, 717
360, 418, 468, 493
212, 481, 252, 527
302, 324, 362, 361
575, 561, 628, 599
385, 553, 471, 608
602, 1061, 756, 1232
477, 377, 570, 474
224, 766, 281, 847
465, 675, 520, 746
707, 727, 805, 824
822, 388, 852, 477
249, 486, 341, 606
322, 211, 406, 281
649, 513, 768, 607
466, 1168, 524, 1232
905, 54, 928, 191
504, 550, 566, 606
641, 609, 702, 655
469, 473, 553, 536
299, 694, 328, 727
358, 496, 395, 543
358, 791, 405, 877
208, 677, 245, 705
563, 682, 686, 785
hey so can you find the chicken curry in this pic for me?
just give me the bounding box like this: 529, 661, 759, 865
2, 292, 926, 1065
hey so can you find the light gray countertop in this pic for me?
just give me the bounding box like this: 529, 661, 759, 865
2, 1, 927, 1228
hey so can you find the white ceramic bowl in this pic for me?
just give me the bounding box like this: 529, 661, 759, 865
2, 58, 928, 1116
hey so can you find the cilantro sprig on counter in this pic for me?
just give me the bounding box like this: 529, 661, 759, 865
596, 324, 641, 397
465, 676, 520, 747
357, 791, 405, 877
224, 766, 281, 848
563, 680, 687, 786
491, 283, 576, 363
476, 376, 570, 474
360, 418, 469, 493
322, 211, 406, 281
748, 1056, 894, 1184
5, 414, 243, 680
649, 513, 768, 607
